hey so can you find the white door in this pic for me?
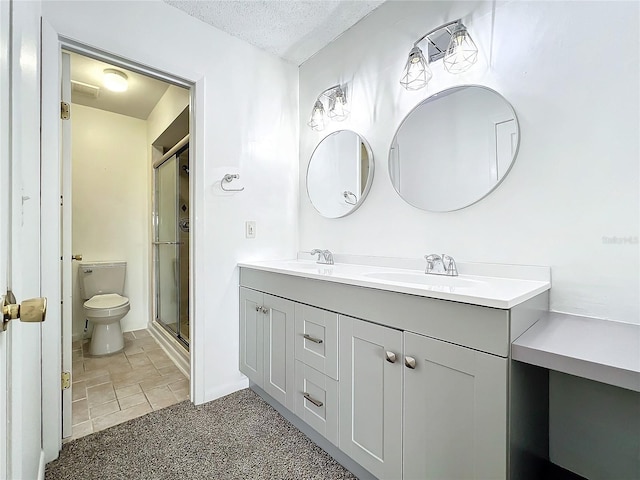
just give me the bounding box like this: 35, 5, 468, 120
1, 0, 46, 478
0, 0, 11, 472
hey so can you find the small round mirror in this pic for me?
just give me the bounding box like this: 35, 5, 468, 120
389, 85, 520, 212
307, 130, 374, 218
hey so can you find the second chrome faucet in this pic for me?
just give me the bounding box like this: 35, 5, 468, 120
424, 254, 458, 276
311, 249, 334, 265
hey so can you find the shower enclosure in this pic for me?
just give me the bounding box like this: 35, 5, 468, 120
153, 136, 190, 349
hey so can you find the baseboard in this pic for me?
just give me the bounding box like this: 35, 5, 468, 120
250, 383, 376, 480
200, 378, 249, 406
37, 449, 46, 480
148, 322, 190, 379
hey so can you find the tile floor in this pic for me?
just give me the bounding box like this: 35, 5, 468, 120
70, 329, 189, 440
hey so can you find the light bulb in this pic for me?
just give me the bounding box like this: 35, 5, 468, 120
400, 46, 432, 90
307, 100, 327, 131
328, 87, 350, 121
443, 23, 478, 74
103, 69, 128, 92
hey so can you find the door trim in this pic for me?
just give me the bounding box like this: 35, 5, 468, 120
40, 27, 203, 462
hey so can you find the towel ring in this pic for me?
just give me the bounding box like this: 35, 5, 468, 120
221, 173, 245, 192
343, 190, 357, 205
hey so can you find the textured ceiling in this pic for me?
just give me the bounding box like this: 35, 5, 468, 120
69, 52, 175, 120
163, 0, 385, 65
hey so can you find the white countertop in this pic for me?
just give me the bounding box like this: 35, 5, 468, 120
238, 258, 550, 309
512, 312, 640, 392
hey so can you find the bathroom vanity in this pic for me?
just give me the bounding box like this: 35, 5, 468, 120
238, 257, 551, 480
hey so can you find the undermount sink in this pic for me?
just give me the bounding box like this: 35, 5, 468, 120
363, 271, 483, 288
284, 262, 332, 270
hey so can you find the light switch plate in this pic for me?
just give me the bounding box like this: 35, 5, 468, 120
245, 221, 256, 239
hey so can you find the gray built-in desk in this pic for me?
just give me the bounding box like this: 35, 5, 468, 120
512, 312, 640, 392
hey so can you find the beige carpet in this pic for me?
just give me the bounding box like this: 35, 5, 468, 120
45, 389, 357, 480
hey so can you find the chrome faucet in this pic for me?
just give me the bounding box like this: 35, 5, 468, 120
424, 254, 458, 276
310, 249, 334, 265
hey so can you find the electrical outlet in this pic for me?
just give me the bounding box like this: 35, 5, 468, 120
246, 221, 256, 239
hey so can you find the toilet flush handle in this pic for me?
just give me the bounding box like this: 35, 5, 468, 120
72, 254, 83, 261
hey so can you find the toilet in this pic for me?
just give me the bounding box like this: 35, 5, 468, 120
78, 261, 130, 356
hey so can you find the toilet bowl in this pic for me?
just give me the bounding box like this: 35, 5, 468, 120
78, 261, 131, 356
84, 293, 130, 356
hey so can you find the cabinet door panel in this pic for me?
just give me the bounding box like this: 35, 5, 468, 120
264, 294, 295, 410
239, 287, 264, 387
295, 304, 339, 380
340, 315, 403, 479
404, 332, 507, 480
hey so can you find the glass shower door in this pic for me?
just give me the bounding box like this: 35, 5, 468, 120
154, 153, 184, 346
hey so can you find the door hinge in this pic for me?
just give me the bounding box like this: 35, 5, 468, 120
61, 371, 71, 390
61, 102, 70, 120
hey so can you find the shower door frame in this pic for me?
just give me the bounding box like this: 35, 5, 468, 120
152, 135, 190, 349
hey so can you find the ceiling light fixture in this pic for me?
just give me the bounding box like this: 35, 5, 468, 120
307, 84, 349, 131
103, 68, 129, 92
400, 20, 478, 91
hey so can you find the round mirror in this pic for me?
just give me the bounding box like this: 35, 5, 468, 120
307, 130, 374, 218
389, 85, 520, 212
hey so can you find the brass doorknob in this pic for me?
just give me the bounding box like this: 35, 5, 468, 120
72, 254, 83, 261
2, 297, 47, 331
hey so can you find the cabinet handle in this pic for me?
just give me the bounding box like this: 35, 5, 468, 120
303, 333, 323, 344
255, 305, 261, 312
302, 392, 324, 408
385, 351, 397, 363
261, 306, 270, 314
404, 356, 416, 369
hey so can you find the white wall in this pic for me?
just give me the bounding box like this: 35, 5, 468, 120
43, 0, 299, 405
71, 104, 149, 336
299, 0, 639, 324
299, 2, 639, 477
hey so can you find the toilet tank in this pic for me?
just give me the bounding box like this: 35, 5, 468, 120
78, 261, 127, 299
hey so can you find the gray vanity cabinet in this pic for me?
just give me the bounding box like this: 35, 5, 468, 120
339, 316, 403, 480
239, 267, 549, 480
239, 287, 295, 411
403, 332, 508, 480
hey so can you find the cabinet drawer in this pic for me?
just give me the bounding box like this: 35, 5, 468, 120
294, 361, 338, 446
294, 304, 338, 380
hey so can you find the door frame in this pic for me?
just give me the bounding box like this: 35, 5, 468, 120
40, 23, 205, 461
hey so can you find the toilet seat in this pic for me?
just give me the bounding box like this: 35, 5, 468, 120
84, 293, 130, 318
84, 293, 129, 309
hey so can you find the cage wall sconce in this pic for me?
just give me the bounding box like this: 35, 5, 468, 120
307, 84, 350, 131
400, 20, 478, 91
